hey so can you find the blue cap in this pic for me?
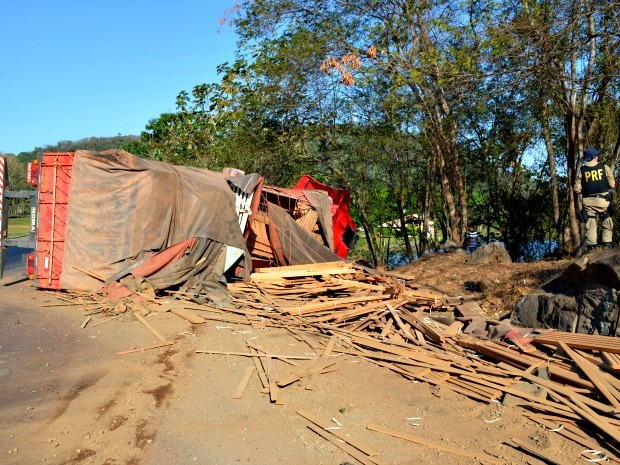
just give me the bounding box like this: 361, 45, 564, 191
583, 147, 600, 162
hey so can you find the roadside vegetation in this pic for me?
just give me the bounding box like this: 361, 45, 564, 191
7, 216, 29, 239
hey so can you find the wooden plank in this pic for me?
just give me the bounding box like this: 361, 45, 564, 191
73, 266, 105, 281
80, 316, 92, 329
117, 341, 173, 355
454, 300, 486, 318
498, 362, 620, 442
400, 310, 445, 344
380, 318, 394, 338
558, 341, 620, 409
283, 294, 391, 316
510, 438, 572, 465
265, 356, 282, 405
88, 313, 125, 327
254, 261, 349, 274
233, 367, 255, 399
366, 425, 503, 464
195, 350, 313, 360
441, 321, 463, 339
296, 208, 318, 231
306, 425, 385, 465
528, 417, 620, 464
326, 278, 386, 292
533, 331, 620, 354
135, 313, 167, 342
170, 307, 206, 324
252, 266, 357, 282
602, 352, 620, 371
387, 304, 417, 341
249, 347, 269, 389
297, 410, 379, 457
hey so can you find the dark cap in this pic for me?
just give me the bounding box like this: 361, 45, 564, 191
583, 147, 600, 162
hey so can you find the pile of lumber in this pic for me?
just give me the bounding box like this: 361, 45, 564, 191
54, 261, 620, 463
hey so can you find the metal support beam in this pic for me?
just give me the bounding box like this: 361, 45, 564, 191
4, 191, 36, 199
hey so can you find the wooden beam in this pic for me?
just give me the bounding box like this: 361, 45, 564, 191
135, 313, 167, 343
117, 341, 173, 355
233, 367, 255, 399
367, 425, 502, 464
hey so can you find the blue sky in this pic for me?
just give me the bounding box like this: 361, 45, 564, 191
0, 0, 239, 154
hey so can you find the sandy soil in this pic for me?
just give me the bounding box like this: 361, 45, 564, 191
0, 255, 602, 465
397, 252, 571, 318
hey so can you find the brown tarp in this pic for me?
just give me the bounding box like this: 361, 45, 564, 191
60, 150, 248, 291
301, 188, 335, 250
266, 202, 341, 266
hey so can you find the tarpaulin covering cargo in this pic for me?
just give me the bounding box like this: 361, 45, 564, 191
56, 150, 256, 292
246, 176, 357, 268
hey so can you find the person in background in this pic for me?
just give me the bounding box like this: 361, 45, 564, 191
574, 147, 615, 252
466, 226, 478, 254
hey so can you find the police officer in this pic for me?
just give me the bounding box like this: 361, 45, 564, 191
574, 147, 615, 251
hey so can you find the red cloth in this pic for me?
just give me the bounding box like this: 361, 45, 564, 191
131, 237, 197, 278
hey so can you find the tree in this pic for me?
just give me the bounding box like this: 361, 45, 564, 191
503, 0, 620, 250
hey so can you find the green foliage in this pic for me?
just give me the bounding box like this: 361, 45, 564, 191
24, 0, 610, 264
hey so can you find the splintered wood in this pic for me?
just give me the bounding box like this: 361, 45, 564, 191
222, 262, 620, 460
51, 260, 620, 462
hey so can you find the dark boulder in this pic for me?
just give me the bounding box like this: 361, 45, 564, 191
442, 239, 461, 253
469, 242, 512, 265
511, 250, 620, 336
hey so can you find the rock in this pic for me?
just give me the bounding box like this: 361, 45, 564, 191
442, 239, 460, 253
460, 316, 489, 339
511, 252, 620, 335
512, 292, 578, 330
487, 320, 513, 339
469, 242, 512, 265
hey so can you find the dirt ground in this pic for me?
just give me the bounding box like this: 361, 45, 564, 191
0, 253, 600, 465
396, 252, 571, 319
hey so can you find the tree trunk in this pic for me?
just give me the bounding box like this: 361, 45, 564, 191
565, 114, 581, 250
435, 146, 460, 241
541, 96, 560, 229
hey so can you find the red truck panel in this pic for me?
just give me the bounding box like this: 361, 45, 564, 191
293, 175, 357, 258
35, 152, 75, 289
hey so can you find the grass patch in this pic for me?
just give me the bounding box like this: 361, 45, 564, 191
7, 216, 30, 238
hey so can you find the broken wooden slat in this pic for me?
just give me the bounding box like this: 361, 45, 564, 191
73, 266, 106, 282
117, 341, 174, 355
248, 347, 269, 389
602, 352, 620, 372
297, 410, 380, 457
367, 425, 503, 464
441, 321, 463, 339
80, 316, 92, 329
89, 313, 125, 327
265, 356, 282, 405
195, 349, 313, 360
134, 313, 168, 343
509, 437, 572, 465
306, 424, 385, 465
558, 341, 620, 409
282, 294, 391, 316
169, 307, 206, 324
233, 366, 255, 399
533, 331, 620, 354
454, 300, 486, 318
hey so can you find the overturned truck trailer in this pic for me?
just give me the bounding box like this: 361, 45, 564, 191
0, 150, 357, 293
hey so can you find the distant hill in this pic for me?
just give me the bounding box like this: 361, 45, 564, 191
14, 135, 141, 164
43, 135, 140, 153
